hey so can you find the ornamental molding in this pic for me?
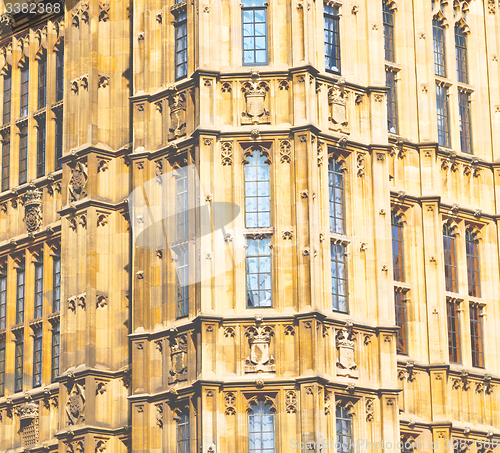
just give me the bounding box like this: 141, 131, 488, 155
245, 325, 276, 373
241, 81, 270, 125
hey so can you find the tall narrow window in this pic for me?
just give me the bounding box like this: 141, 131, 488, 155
16, 263, 26, 324
433, 19, 446, 77
38, 52, 47, 109
391, 212, 404, 281
458, 91, 472, 154
175, 11, 188, 80
329, 157, 345, 234
175, 168, 189, 319
1, 133, 9, 191
247, 238, 272, 308
443, 224, 458, 293
248, 399, 275, 453
324, 5, 341, 73
20, 64, 29, 117
55, 113, 63, 171
3, 68, 11, 124
436, 84, 450, 148
0, 339, 5, 396
447, 300, 461, 363
0, 272, 6, 330
19, 127, 28, 185
395, 290, 408, 355
15, 335, 24, 393
470, 305, 484, 368
336, 403, 353, 453
242, 0, 268, 66
36, 119, 46, 178
55, 43, 64, 102
331, 242, 348, 313
34, 254, 43, 319
466, 229, 480, 297
53, 254, 61, 312
176, 412, 190, 453
245, 151, 271, 228
51, 321, 60, 381
455, 25, 468, 84
383, 0, 395, 62
386, 70, 398, 134
33, 328, 42, 388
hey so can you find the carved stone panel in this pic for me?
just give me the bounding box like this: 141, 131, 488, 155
328, 82, 349, 132
241, 81, 270, 125
336, 324, 359, 378
18, 402, 39, 447
66, 381, 86, 425
169, 334, 188, 383
168, 92, 187, 140
245, 325, 275, 373
68, 161, 88, 202
23, 189, 42, 232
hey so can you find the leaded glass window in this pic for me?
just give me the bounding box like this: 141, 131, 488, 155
332, 242, 348, 313
51, 321, 60, 381
383, 1, 395, 62
0, 339, 5, 396
436, 84, 450, 148
433, 19, 446, 77
249, 399, 275, 453
55, 42, 64, 102
36, 119, 46, 178
20, 64, 29, 117
15, 335, 24, 393
38, 52, 47, 109
3, 68, 11, 124
470, 304, 484, 368
33, 328, 42, 388
458, 91, 472, 154
466, 229, 480, 298
336, 403, 353, 453
176, 412, 190, 453
175, 11, 188, 80
1, 134, 9, 191
55, 113, 63, 171
19, 127, 28, 185
455, 25, 468, 84
386, 70, 398, 134
34, 254, 43, 319
53, 255, 61, 312
329, 157, 345, 235
242, 0, 268, 66
395, 290, 408, 355
175, 168, 189, 319
0, 273, 6, 330
324, 5, 341, 73
16, 264, 25, 324
391, 212, 404, 282
245, 150, 271, 228
443, 224, 457, 293
247, 238, 272, 308
447, 300, 461, 363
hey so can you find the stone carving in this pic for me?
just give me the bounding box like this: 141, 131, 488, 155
168, 92, 187, 140
71, 1, 89, 27
220, 142, 233, 166
285, 390, 298, 414
357, 153, 365, 177
245, 325, 276, 373
441, 151, 458, 172
280, 140, 292, 163
463, 158, 480, 177
224, 326, 235, 337
99, 2, 110, 22
0, 13, 15, 33
336, 323, 359, 378
488, 0, 496, 14
68, 161, 88, 202
241, 81, 270, 125
156, 404, 163, 428
328, 83, 348, 130
66, 381, 86, 425
366, 398, 375, 421
23, 189, 42, 232
169, 334, 188, 383
324, 390, 333, 415
224, 392, 236, 415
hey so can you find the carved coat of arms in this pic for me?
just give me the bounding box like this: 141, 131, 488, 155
241, 81, 270, 125
168, 92, 187, 140
23, 189, 42, 232
245, 326, 275, 373
336, 325, 359, 378
169, 334, 188, 383
329, 82, 349, 131
68, 161, 88, 202
66, 381, 86, 425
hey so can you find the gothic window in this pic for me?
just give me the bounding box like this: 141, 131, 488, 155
38, 51, 47, 109
51, 321, 60, 381
336, 402, 354, 453
433, 19, 446, 77
458, 91, 472, 154
1, 133, 9, 191
391, 212, 404, 281
455, 25, 468, 84
20, 63, 29, 117
245, 150, 271, 228
55, 41, 64, 102
15, 334, 24, 393
386, 70, 398, 134
443, 224, 458, 293
175, 167, 189, 319
466, 229, 480, 297
395, 290, 408, 355
174, 10, 188, 80
34, 254, 44, 319
329, 156, 345, 235
55, 112, 63, 171
176, 412, 190, 453
0, 339, 4, 396
324, 4, 341, 73
175, 244, 189, 318
331, 242, 348, 313
470, 305, 484, 368
248, 398, 275, 453
16, 262, 26, 324
247, 238, 272, 308
36, 118, 46, 178
383, 0, 395, 62
436, 84, 450, 148
242, 0, 268, 66
447, 299, 461, 363
53, 254, 61, 312
3, 68, 11, 124
0, 272, 6, 329
19, 126, 28, 185
33, 327, 42, 387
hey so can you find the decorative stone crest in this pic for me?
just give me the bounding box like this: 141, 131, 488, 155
68, 161, 88, 202
241, 81, 270, 125
23, 189, 42, 232
168, 92, 187, 140
66, 381, 86, 425
19, 401, 40, 448
336, 323, 359, 378
169, 334, 188, 383
328, 82, 348, 131
245, 325, 276, 373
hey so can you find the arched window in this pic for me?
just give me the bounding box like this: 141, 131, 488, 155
20, 62, 29, 117
455, 25, 468, 84
465, 229, 480, 297
443, 224, 457, 293
55, 40, 64, 102
245, 149, 270, 228
38, 50, 47, 109
336, 402, 354, 453
433, 19, 446, 77
383, 0, 395, 62
248, 399, 275, 453
324, 4, 341, 73
328, 156, 345, 235
391, 212, 404, 282
3, 67, 11, 124
176, 411, 190, 453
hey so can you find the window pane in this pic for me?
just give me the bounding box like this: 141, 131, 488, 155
246, 238, 272, 308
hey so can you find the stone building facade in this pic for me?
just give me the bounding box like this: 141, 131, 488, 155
0, 0, 499, 452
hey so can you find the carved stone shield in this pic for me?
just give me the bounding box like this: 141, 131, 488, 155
331, 99, 347, 125
246, 93, 266, 118
250, 341, 269, 366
